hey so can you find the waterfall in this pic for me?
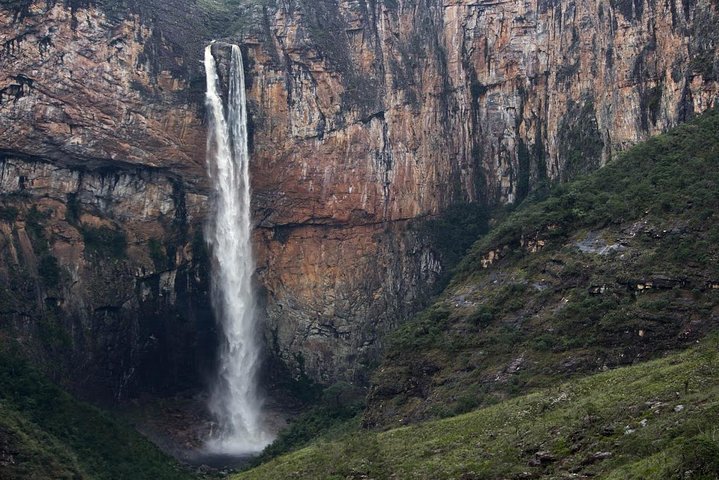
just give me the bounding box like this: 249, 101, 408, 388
204, 43, 272, 454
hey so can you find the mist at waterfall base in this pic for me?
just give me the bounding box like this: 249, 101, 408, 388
202, 43, 274, 456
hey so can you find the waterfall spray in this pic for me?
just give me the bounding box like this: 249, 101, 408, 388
204, 43, 272, 454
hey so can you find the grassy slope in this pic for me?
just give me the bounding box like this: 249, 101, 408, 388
236, 340, 719, 479
0, 351, 194, 480
365, 109, 719, 427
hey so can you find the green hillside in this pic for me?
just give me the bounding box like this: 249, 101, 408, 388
366, 109, 719, 427
0, 350, 194, 480
1, 103, 717, 480
236, 340, 719, 479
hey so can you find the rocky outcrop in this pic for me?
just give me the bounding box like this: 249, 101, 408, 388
1, 0, 718, 390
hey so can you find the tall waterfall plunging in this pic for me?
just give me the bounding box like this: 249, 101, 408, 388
204, 43, 273, 454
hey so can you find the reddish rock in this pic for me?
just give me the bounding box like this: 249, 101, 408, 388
1, 0, 718, 387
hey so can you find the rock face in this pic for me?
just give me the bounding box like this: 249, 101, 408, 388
239, 0, 719, 382
0, 0, 207, 181
0, 1, 214, 398
1, 0, 718, 391
0, 154, 213, 399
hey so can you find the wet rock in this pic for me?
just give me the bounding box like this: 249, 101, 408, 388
576, 231, 625, 255
0, 155, 212, 400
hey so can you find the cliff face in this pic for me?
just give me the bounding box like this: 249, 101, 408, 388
0, 1, 214, 398
0, 154, 213, 398
1, 0, 718, 391
241, 0, 719, 382
0, 1, 207, 180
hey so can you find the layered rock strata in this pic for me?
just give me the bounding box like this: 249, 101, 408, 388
238, 0, 719, 381
0, 155, 211, 399
0, 1, 212, 398
1, 0, 718, 388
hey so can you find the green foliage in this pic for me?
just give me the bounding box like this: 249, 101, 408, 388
558, 99, 605, 181
256, 382, 365, 464
466, 305, 495, 327
418, 203, 490, 269
65, 192, 81, 224
81, 225, 127, 258
457, 108, 719, 279
235, 343, 719, 479
642, 84, 663, 127
0, 351, 192, 480
148, 238, 168, 270
690, 52, 717, 81
26, 205, 51, 254
0, 205, 18, 222
36, 310, 72, 356
362, 109, 719, 433
677, 430, 719, 478
192, 229, 209, 264
37, 254, 61, 286
389, 304, 451, 351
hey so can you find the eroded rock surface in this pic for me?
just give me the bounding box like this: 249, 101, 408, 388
0, 155, 212, 399
239, 0, 719, 381
0, 1, 213, 398
1, 0, 718, 389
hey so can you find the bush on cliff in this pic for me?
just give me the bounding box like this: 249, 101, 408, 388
81, 225, 127, 258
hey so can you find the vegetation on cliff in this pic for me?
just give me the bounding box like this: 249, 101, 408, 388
1, 83, 716, 480
366, 107, 719, 426
1, 0, 718, 477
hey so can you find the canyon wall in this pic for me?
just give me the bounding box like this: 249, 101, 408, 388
240, 0, 719, 382
1, 0, 718, 391
0, 1, 214, 398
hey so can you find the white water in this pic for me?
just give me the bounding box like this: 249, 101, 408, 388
204, 43, 273, 454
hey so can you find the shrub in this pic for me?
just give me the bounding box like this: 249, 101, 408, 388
191, 229, 208, 264
37, 255, 61, 286
65, 193, 80, 224
419, 203, 490, 268
0, 351, 192, 480
256, 381, 365, 463
81, 225, 127, 258
26, 205, 51, 254
467, 305, 495, 327
676, 431, 719, 478
148, 238, 167, 270
0, 206, 18, 222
